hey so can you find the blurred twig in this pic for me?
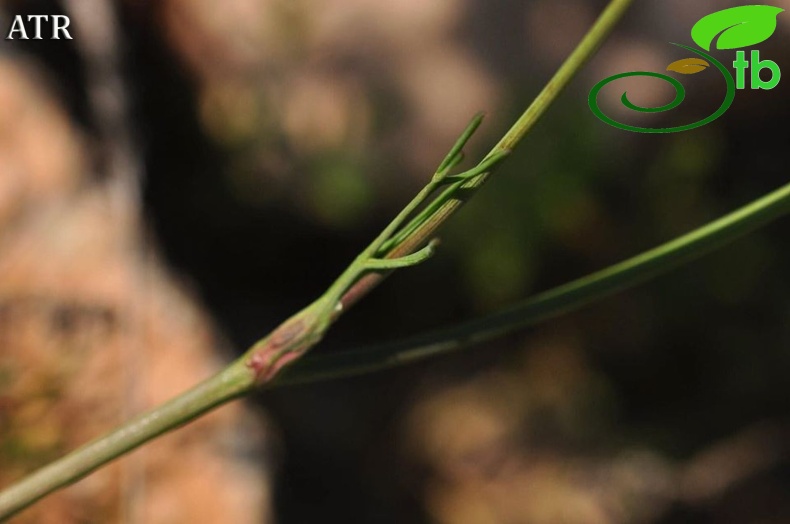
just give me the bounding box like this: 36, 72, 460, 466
63, 1, 147, 520
63, 0, 143, 203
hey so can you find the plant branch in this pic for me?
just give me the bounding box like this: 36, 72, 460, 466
386, 0, 635, 256
0, 366, 251, 518
277, 179, 790, 385
337, 0, 635, 311
0, 0, 634, 518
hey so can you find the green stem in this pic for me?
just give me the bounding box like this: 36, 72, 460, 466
277, 179, 790, 385
0, 365, 252, 519
391, 0, 636, 256
0, 0, 635, 519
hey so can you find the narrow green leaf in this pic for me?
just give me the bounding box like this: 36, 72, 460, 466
365, 240, 438, 270
280, 178, 790, 386
442, 150, 511, 183
436, 112, 485, 176
691, 5, 784, 51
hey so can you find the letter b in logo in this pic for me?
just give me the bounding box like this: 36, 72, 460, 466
733, 50, 781, 90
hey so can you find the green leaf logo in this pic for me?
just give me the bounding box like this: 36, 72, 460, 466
691, 5, 784, 51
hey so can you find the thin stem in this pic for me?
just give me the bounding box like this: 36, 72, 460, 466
341, 0, 635, 309
0, 1, 635, 519
277, 179, 790, 385
389, 0, 636, 257
0, 364, 253, 518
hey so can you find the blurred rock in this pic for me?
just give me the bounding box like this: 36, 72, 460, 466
0, 55, 271, 523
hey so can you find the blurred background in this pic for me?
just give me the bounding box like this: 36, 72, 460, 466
1, 0, 790, 522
